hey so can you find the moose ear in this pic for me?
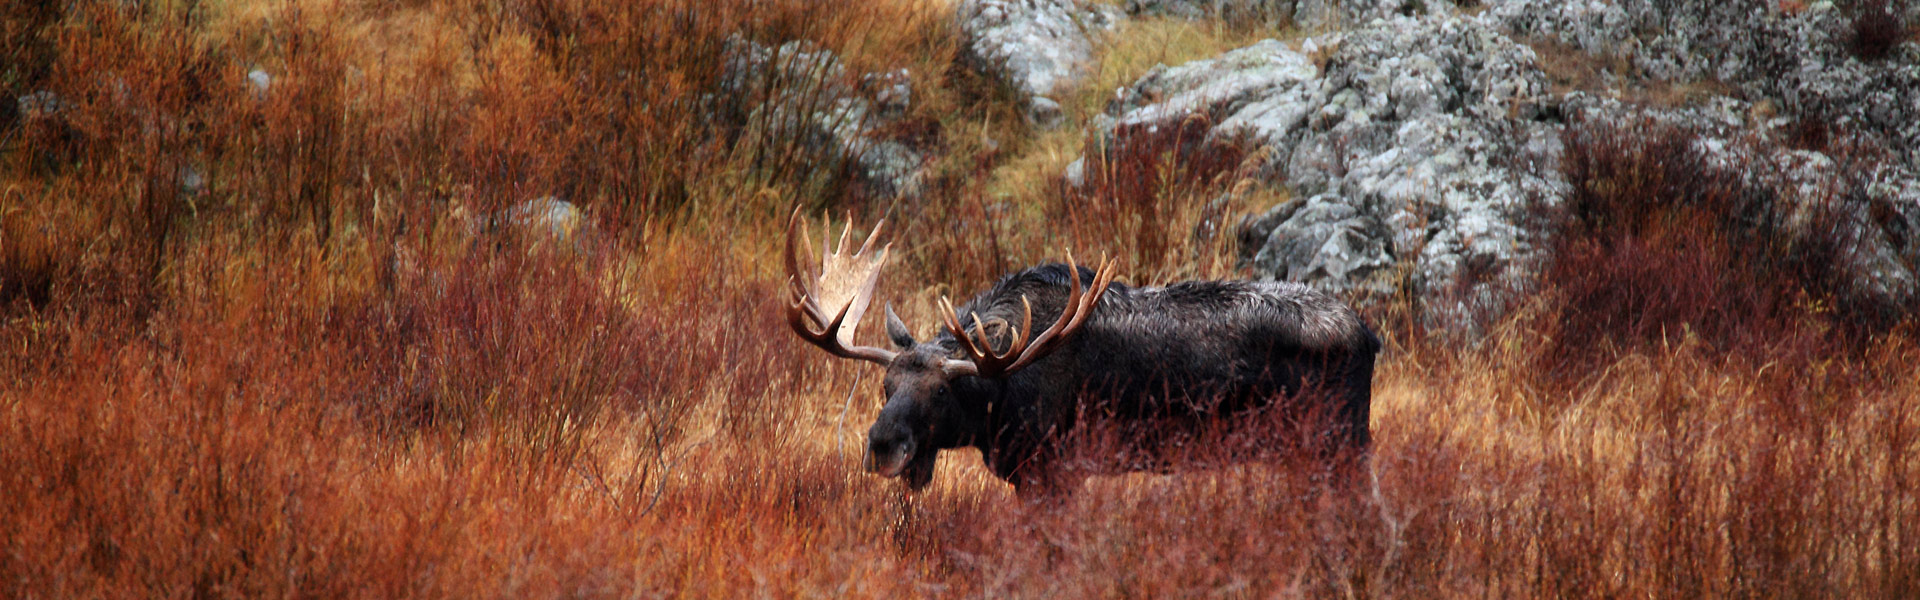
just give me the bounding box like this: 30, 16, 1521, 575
885, 303, 917, 349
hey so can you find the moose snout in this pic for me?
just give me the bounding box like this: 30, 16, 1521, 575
864, 426, 915, 477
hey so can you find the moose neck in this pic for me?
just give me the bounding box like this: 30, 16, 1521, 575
931, 374, 999, 450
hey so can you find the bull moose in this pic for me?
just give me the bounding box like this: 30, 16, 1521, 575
785, 210, 1379, 496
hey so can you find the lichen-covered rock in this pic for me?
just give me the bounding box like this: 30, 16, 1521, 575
246, 69, 273, 99
1563, 93, 1920, 312
502, 196, 593, 248
859, 69, 914, 118
1479, 0, 1920, 172
717, 38, 926, 200
1125, 0, 1296, 24
1476, 0, 1646, 58
1478, 0, 1920, 295
1245, 194, 1396, 293
1104, 39, 1320, 129
1294, 0, 1455, 29
957, 0, 1122, 127
1085, 15, 1559, 331
1127, 0, 1456, 28
179, 165, 207, 198
15, 90, 66, 118
1086, 4, 1918, 330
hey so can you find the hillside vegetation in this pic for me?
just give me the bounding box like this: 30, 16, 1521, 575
2, 1, 1916, 597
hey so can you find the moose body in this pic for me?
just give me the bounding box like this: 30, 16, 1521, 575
785, 212, 1379, 495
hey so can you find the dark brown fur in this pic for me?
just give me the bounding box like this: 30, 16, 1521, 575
868, 264, 1380, 495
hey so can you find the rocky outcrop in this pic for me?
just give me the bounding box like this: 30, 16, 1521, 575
1561, 93, 1920, 312
1080, 16, 1562, 330
1079, 6, 1918, 329
1476, 0, 1920, 311
1239, 193, 1395, 291
1125, 0, 1297, 24
501, 196, 594, 250
957, 0, 1122, 128
717, 38, 925, 200
1125, 0, 1460, 29
1479, 0, 1920, 171
1293, 0, 1454, 29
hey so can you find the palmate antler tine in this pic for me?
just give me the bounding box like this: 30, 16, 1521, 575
786, 207, 806, 287
800, 292, 853, 339
786, 290, 839, 340
857, 216, 884, 256
938, 297, 1000, 377
819, 218, 832, 268
1075, 255, 1117, 327
784, 209, 819, 314
989, 299, 1034, 359
782, 207, 898, 366
835, 217, 852, 257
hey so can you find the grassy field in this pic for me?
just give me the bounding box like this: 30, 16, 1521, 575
2, 1, 1916, 597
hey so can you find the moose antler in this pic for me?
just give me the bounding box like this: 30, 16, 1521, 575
940, 253, 1118, 379
785, 207, 898, 366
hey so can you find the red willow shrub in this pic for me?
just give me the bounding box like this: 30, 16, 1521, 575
1847, 0, 1906, 62
1538, 115, 1886, 371
1058, 113, 1251, 280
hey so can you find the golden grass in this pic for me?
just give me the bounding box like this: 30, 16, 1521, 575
1524, 35, 1740, 109
981, 17, 1286, 203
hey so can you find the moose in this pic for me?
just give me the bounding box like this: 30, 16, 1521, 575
785, 210, 1380, 496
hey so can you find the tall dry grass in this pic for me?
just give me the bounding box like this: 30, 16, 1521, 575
1, 1, 1915, 598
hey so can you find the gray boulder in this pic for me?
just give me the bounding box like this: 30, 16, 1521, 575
1479, 0, 1920, 311
15, 90, 66, 118
1476, 0, 1646, 59
1478, 0, 1920, 172
1564, 93, 1920, 312
1246, 194, 1395, 293
859, 69, 914, 118
1480, 0, 1920, 311
1085, 15, 1560, 331
1076, 4, 1918, 331
1294, 0, 1456, 29
1127, 0, 1457, 29
247, 69, 272, 99
1126, 0, 1296, 24
459, 196, 598, 256
502, 196, 593, 249
179, 165, 207, 198
958, 0, 1122, 128
718, 38, 926, 200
